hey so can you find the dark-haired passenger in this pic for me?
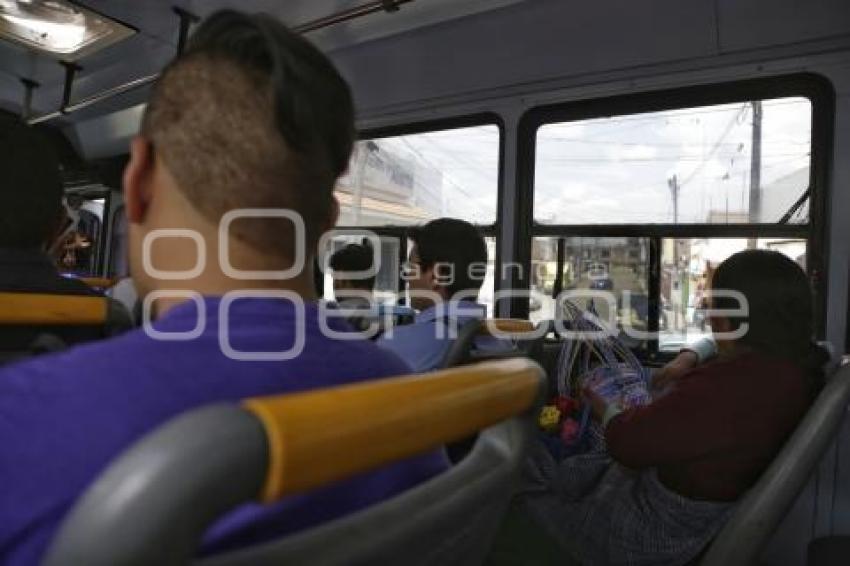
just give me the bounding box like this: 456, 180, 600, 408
514, 249, 828, 566
0, 118, 103, 354
0, 11, 445, 565
378, 218, 501, 371
329, 241, 416, 334
330, 241, 384, 332
330, 241, 376, 329
0, 119, 92, 297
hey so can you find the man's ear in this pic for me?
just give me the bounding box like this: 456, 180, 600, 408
124, 136, 155, 224
424, 266, 450, 300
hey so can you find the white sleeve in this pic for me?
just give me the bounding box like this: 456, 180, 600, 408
683, 337, 717, 363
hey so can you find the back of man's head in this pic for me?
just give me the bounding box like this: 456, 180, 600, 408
330, 241, 376, 292
0, 118, 63, 249
139, 10, 355, 257
411, 218, 487, 298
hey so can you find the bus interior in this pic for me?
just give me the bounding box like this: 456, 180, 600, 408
0, 1, 849, 565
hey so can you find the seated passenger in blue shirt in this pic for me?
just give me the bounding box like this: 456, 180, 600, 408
378, 219, 508, 371
0, 11, 446, 565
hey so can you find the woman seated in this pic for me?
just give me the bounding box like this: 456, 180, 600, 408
512, 249, 828, 566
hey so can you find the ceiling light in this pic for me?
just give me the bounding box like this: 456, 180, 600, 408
0, 0, 134, 58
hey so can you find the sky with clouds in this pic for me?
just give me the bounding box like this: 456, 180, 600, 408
358, 97, 812, 228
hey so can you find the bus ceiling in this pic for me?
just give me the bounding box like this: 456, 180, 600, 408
0, 0, 524, 127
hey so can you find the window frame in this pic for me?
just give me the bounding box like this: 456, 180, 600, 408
108, 203, 128, 278
63, 186, 113, 277
328, 113, 505, 305
513, 74, 834, 356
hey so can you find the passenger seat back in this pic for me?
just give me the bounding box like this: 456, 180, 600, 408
701, 359, 850, 566
44, 359, 546, 566
441, 318, 546, 368
0, 292, 132, 362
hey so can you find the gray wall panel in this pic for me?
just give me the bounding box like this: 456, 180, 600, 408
335, 0, 719, 113
717, 0, 850, 53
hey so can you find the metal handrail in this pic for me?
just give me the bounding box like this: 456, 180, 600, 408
25, 0, 413, 125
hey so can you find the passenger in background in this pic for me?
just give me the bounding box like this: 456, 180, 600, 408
0, 11, 444, 566
107, 277, 140, 325
0, 118, 105, 355
378, 218, 501, 371
514, 249, 828, 566
330, 240, 376, 331
0, 118, 93, 297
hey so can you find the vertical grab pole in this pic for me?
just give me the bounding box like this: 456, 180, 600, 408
59, 61, 82, 114
20, 78, 39, 121
173, 7, 200, 55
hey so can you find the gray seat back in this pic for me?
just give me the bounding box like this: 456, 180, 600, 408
44, 360, 545, 566
42, 406, 268, 566
701, 359, 850, 566
440, 318, 483, 368
199, 418, 533, 566
441, 319, 547, 369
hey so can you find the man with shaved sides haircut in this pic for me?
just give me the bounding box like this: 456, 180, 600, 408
0, 11, 445, 565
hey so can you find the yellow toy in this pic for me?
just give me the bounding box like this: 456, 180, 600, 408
538, 405, 561, 432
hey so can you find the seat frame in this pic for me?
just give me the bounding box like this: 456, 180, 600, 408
701, 360, 850, 566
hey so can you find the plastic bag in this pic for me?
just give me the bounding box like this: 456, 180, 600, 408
542, 300, 651, 456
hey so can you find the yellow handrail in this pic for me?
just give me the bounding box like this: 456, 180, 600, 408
0, 292, 108, 326
478, 318, 537, 337
78, 277, 118, 290
243, 358, 543, 502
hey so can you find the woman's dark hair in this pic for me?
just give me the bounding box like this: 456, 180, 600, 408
712, 249, 829, 381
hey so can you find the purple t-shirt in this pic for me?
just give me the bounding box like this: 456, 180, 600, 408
0, 297, 448, 565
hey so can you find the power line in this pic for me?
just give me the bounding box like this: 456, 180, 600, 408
538, 136, 810, 147
394, 137, 488, 211
541, 98, 808, 130
538, 152, 807, 163
679, 104, 749, 188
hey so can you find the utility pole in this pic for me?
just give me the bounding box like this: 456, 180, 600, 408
352, 141, 379, 226
668, 175, 681, 330
748, 101, 762, 248
668, 174, 680, 224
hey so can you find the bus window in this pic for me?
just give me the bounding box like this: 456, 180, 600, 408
322, 234, 498, 317
526, 85, 822, 352
530, 237, 651, 331
337, 125, 499, 227
109, 206, 129, 278
332, 121, 501, 313
58, 195, 106, 277
535, 98, 812, 226
660, 237, 807, 351
478, 237, 497, 317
